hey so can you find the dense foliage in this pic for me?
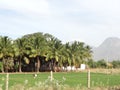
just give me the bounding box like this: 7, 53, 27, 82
0, 32, 92, 72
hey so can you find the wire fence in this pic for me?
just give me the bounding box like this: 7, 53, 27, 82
0, 70, 120, 90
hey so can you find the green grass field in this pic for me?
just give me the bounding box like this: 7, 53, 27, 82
0, 72, 120, 89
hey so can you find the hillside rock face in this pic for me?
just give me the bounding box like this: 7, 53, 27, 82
93, 37, 120, 61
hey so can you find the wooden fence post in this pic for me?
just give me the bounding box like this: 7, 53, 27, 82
50, 71, 53, 81
88, 69, 90, 88
6, 73, 9, 90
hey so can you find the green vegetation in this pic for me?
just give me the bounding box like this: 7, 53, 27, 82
0, 32, 120, 73
0, 32, 120, 90
0, 32, 92, 72
87, 59, 120, 68
0, 72, 120, 89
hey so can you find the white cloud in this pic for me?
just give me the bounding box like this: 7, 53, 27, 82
0, 0, 49, 16
76, 0, 120, 13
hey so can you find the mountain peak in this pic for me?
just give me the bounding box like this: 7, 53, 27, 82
93, 37, 120, 61
104, 37, 120, 42
99, 37, 120, 48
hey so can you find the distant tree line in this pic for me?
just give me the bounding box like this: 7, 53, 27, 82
87, 59, 120, 68
0, 32, 92, 72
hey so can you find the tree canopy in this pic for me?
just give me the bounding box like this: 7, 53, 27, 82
0, 32, 92, 72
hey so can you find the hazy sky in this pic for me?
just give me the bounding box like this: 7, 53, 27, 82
0, 0, 120, 47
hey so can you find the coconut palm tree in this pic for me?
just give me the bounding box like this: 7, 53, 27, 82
63, 42, 78, 68
84, 45, 92, 60
63, 41, 92, 69
45, 37, 63, 71
0, 36, 14, 72
29, 34, 47, 72
74, 42, 85, 66
14, 38, 27, 72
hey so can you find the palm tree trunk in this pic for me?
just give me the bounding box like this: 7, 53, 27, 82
1, 58, 4, 73
37, 56, 40, 72
19, 57, 22, 72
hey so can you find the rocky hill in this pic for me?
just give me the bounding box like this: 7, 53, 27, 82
93, 37, 120, 61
